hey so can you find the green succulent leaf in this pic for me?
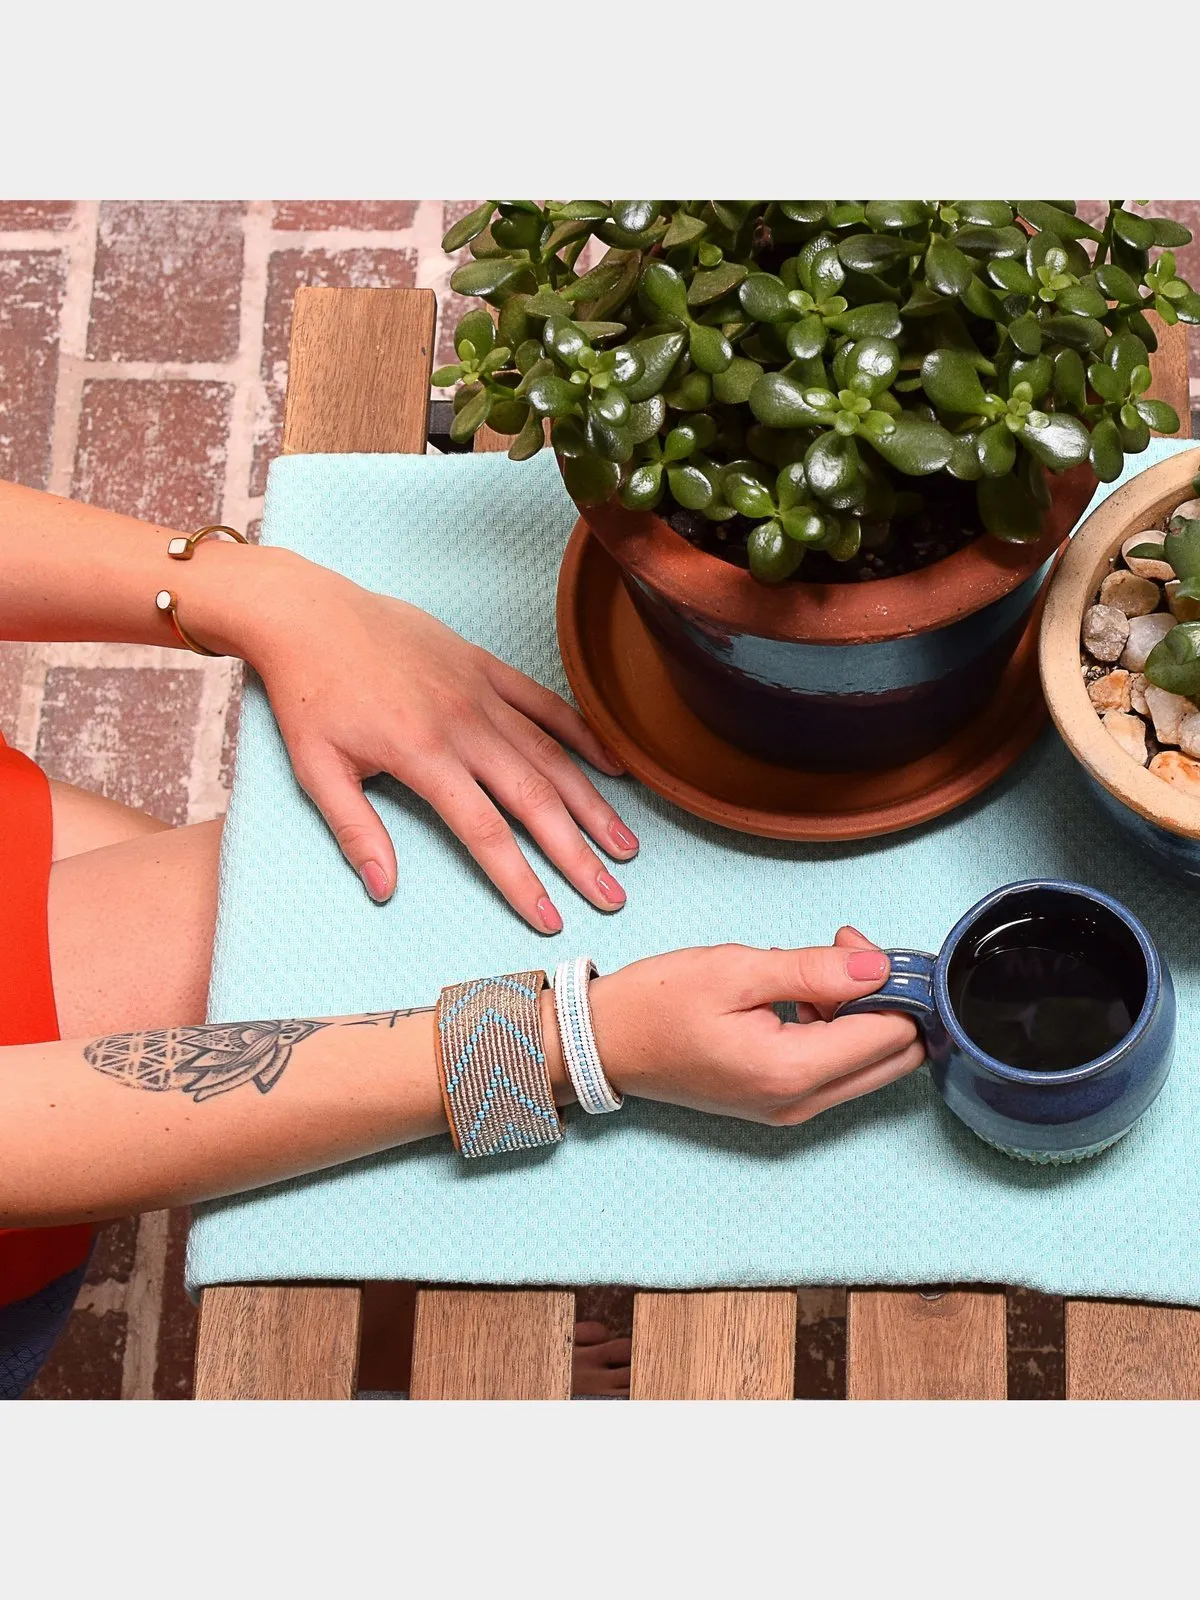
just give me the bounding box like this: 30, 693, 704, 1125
739, 273, 792, 323
864, 201, 927, 230
1094, 264, 1142, 305
561, 452, 620, 505
749, 371, 825, 428
1008, 311, 1043, 355
641, 260, 690, 321
836, 235, 923, 274
1018, 413, 1090, 472
1088, 416, 1125, 482
1017, 202, 1103, 242
623, 332, 686, 401
1009, 353, 1052, 401
449, 257, 534, 300
431, 364, 464, 387
844, 336, 900, 398
1052, 348, 1086, 409
954, 202, 1016, 228
442, 200, 496, 253
921, 348, 990, 412
977, 421, 1017, 477
977, 472, 1043, 541
804, 432, 863, 504
449, 386, 492, 443
987, 257, 1037, 296
507, 408, 545, 461
667, 463, 715, 510
828, 302, 903, 340
662, 212, 707, 249
524, 374, 582, 418
1041, 314, 1107, 353
1150, 218, 1193, 247
687, 262, 749, 306
723, 470, 775, 518
1112, 208, 1157, 250
626, 395, 666, 444
1165, 521, 1200, 581
712, 356, 764, 404
688, 322, 733, 374
619, 461, 663, 510
1144, 622, 1200, 697
925, 235, 975, 297
1134, 398, 1180, 435
862, 415, 954, 475
747, 520, 804, 583
1087, 361, 1125, 402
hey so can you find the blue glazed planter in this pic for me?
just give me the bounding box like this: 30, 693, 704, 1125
839, 880, 1176, 1162
584, 467, 1096, 772
1041, 448, 1200, 881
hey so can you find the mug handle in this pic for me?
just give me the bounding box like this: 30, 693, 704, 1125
834, 949, 937, 1023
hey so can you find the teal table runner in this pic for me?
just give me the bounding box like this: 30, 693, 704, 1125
187, 438, 1200, 1304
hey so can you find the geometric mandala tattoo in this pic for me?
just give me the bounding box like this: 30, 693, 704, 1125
82, 1007, 433, 1104
83, 1019, 333, 1103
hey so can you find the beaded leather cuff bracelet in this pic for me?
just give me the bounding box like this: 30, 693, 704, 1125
435, 970, 564, 1158
553, 957, 623, 1115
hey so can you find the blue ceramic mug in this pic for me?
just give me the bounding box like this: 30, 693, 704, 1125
837, 879, 1175, 1163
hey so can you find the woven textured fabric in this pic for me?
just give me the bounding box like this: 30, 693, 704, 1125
188, 438, 1200, 1304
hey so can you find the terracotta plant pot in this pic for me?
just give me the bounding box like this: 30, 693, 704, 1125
1040, 448, 1200, 881
579, 465, 1098, 771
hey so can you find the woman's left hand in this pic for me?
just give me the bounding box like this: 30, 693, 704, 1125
242, 554, 638, 931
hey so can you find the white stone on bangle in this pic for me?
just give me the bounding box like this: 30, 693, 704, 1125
552, 957, 623, 1115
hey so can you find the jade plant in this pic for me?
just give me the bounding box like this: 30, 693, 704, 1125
436, 201, 1200, 583
1131, 489, 1200, 698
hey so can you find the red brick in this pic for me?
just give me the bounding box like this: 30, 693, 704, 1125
86, 1216, 139, 1284
153, 1207, 198, 1399
88, 201, 245, 363
36, 666, 205, 824
0, 641, 29, 738
25, 1306, 126, 1399
0, 249, 66, 489
252, 247, 417, 495
273, 202, 418, 231
74, 378, 232, 530
0, 202, 75, 231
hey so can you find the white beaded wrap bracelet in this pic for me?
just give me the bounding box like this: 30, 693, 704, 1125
552, 957, 623, 1115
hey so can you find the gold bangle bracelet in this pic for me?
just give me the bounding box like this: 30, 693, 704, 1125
155, 525, 248, 657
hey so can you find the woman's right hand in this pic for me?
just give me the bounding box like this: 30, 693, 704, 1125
591, 928, 923, 1127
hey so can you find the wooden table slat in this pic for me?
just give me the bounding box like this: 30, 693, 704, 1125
194, 1285, 361, 1400
630, 1291, 797, 1399
847, 1289, 1007, 1399
410, 1290, 575, 1399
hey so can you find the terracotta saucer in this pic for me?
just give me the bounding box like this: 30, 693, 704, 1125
557, 520, 1057, 842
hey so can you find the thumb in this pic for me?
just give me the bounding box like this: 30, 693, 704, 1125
739, 943, 891, 1010
298, 753, 398, 903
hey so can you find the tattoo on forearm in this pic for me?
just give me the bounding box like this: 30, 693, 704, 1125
345, 1007, 432, 1029
82, 1006, 432, 1103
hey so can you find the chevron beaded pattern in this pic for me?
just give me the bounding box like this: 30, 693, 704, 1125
436, 970, 563, 1159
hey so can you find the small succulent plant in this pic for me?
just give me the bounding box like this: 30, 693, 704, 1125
436, 201, 1199, 584
1131, 482, 1200, 698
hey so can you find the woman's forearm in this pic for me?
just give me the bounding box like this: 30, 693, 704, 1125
0, 478, 304, 660
1, 994, 572, 1226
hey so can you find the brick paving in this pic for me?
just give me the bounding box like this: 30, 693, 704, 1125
2, 200, 1199, 1399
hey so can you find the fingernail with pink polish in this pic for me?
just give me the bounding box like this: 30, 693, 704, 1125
537, 896, 563, 934
360, 861, 390, 902
596, 870, 625, 907
847, 950, 889, 982
610, 820, 639, 855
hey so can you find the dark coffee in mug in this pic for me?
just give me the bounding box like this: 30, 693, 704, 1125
946, 908, 1146, 1073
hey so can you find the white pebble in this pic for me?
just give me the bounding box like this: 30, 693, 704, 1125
1179, 712, 1200, 760
1103, 711, 1148, 766
1099, 569, 1161, 617
1122, 531, 1174, 581
1130, 672, 1150, 715
1170, 497, 1200, 528
1144, 685, 1195, 745
1121, 611, 1176, 671
1083, 603, 1130, 663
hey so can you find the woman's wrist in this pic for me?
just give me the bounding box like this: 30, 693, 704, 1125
586, 971, 647, 1101
168, 539, 325, 665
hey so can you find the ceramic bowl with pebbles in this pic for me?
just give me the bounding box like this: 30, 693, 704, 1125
1041, 448, 1200, 881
